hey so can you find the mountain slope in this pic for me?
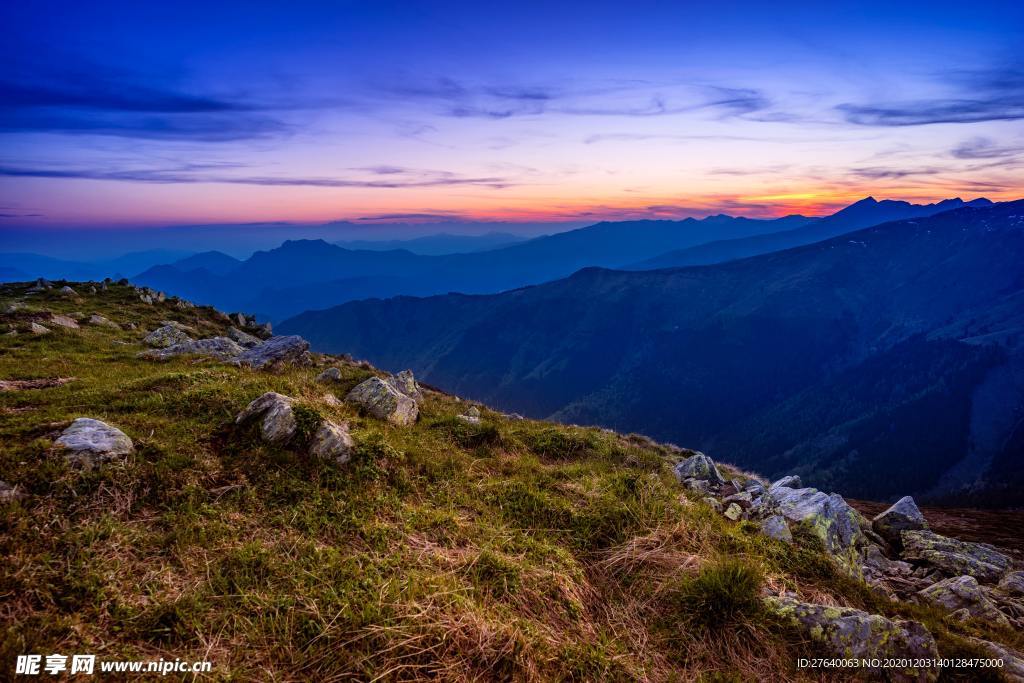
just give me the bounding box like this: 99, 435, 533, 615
631, 197, 992, 270
280, 201, 1024, 503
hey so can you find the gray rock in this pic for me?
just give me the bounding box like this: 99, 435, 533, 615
30, 277, 52, 291
673, 452, 725, 485
317, 367, 342, 383
140, 294, 153, 304
765, 486, 865, 562
873, 496, 928, 549
0, 480, 23, 503
345, 377, 418, 426
235, 392, 297, 444
309, 420, 355, 464
760, 515, 793, 543
998, 571, 1024, 597
139, 336, 244, 361
917, 575, 1010, 628
48, 314, 79, 329
387, 369, 421, 399
968, 639, 1024, 680
233, 313, 248, 327
30, 322, 51, 335
87, 314, 119, 329
703, 497, 723, 513
683, 478, 712, 494
764, 596, 939, 681
457, 406, 483, 425
770, 475, 801, 490
901, 530, 1010, 583
744, 480, 766, 496
227, 326, 263, 348
59, 285, 77, 296
723, 502, 744, 521
232, 335, 310, 369
55, 417, 134, 467
723, 491, 754, 509
144, 324, 193, 348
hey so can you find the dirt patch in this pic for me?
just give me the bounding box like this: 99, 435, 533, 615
850, 499, 1024, 566
0, 377, 76, 391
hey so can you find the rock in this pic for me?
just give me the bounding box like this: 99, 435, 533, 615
257, 321, 273, 336
0, 480, 23, 503
30, 277, 52, 291
144, 324, 194, 348
55, 417, 134, 467
723, 502, 744, 521
87, 314, 119, 329
760, 515, 793, 543
227, 326, 263, 348
673, 452, 725, 485
317, 367, 342, 383
235, 392, 297, 444
703, 497, 723, 513
308, 420, 355, 464
48, 314, 79, 329
683, 478, 712, 494
770, 475, 801, 490
723, 491, 754, 509
998, 571, 1024, 597
457, 406, 483, 425
873, 496, 928, 549
59, 285, 77, 296
901, 530, 1010, 583
322, 393, 341, 406
917, 575, 1010, 627
30, 323, 51, 335
969, 639, 1024, 680
139, 337, 244, 361
233, 313, 248, 327
387, 369, 422, 399
345, 377, 418, 426
232, 335, 310, 370
744, 480, 766, 496
140, 294, 153, 304
766, 486, 865, 560
765, 596, 939, 681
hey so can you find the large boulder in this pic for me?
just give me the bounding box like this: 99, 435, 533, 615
55, 417, 134, 467
233, 335, 309, 369
770, 475, 801, 490
901, 530, 1010, 583
345, 377, 418, 426
144, 324, 194, 348
235, 392, 297, 444
873, 496, 928, 549
765, 486, 865, 561
387, 369, 421, 399
227, 326, 263, 348
673, 452, 725, 485
917, 575, 1010, 628
765, 596, 939, 682
998, 571, 1024, 597
309, 420, 355, 464
139, 337, 244, 361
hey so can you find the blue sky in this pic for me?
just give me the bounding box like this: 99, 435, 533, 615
1, 0, 1022, 228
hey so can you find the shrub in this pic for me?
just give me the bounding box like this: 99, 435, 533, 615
666, 557, 763, 629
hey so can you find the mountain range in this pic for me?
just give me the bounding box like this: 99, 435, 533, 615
279, 200, 1024, 505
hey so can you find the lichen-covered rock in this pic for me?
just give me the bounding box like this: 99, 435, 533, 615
873, 496, 928, 549
48, 314, 79, 329
917, 575, 1010, 627
144, 324, 194, 348
673, 452, 725, 485
723, 502, 744, 521
766, 485, 865, 563
55, 417, 134, 467
309, 420, 354, 464
901, 530, 1010, 583
723, 491, 754, 509
139, 336, 244, 361
345, 377, 418, 426
703, 497, 723, 513
761, 515, 793, 543
227, 326, 263, 348
765, 596, 939, 682
87, 314, 119, 329
30, 322, 51, 335
233, 335, 309, 369
770, 475, 801, 490
317, 367, 342, 383
998, 571, 1024, 597
744, 480, 766, 496
969, 639, 1024, 680
235, 392, 297, 444
387, 369, 421, 399
457, 406, 482, 425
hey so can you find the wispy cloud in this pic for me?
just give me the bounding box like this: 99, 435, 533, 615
951, 137, 1024, 160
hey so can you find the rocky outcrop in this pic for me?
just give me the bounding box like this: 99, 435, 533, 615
139, 337, 244, 361
55, 417, 134, 467
345, 377, 418, 426
770, 475, 801, 490
235, 392, 297, 444
917, 575, 1010, 628
309, 421, 355, 464
901, 530, 1010, 583
969, 639, 1024, 680
233, 335, 309, 369
227, 326, 263, 348
873, 496, 928, 549
764, 485, 866, 563
144, 323, 194, 348
673, 452, 725, 485
765, 596, 939, 682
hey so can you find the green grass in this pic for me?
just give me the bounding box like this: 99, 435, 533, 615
0, 280, 1020, 681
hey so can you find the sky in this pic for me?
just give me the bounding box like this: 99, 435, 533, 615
1, 0, 1023, 233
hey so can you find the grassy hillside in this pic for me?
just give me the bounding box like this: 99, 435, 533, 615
1, 281, 1020, 681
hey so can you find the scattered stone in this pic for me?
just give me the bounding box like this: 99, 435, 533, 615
771, 475, 801, 490
998, 571, 1024, 597
59, 285, 77, 296
235, 392, 297, 444
760, 515, 793, 543
345, 376, 418, 426
765, 485, 865, 562
55, 417, 134, 467
917, 575, 1010, 628
873, 496, 928, 549
139, 337, 244, 361
387, 369, 421, 399
309, 420, 355, 464
723, 502, 744, 521
764, 596, 939, 681
227, 326, 263, 348
901, 530, 1010, 583
87, 314, 119, 329
144, 324, 194, 348
317, 367, 342, 383
457, 405, 482, 425
673, 452, 725, 485
30, 323, 51, 335
703, 497, 723, 513
48, 314, 79, 329
233, 335, 310, 369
